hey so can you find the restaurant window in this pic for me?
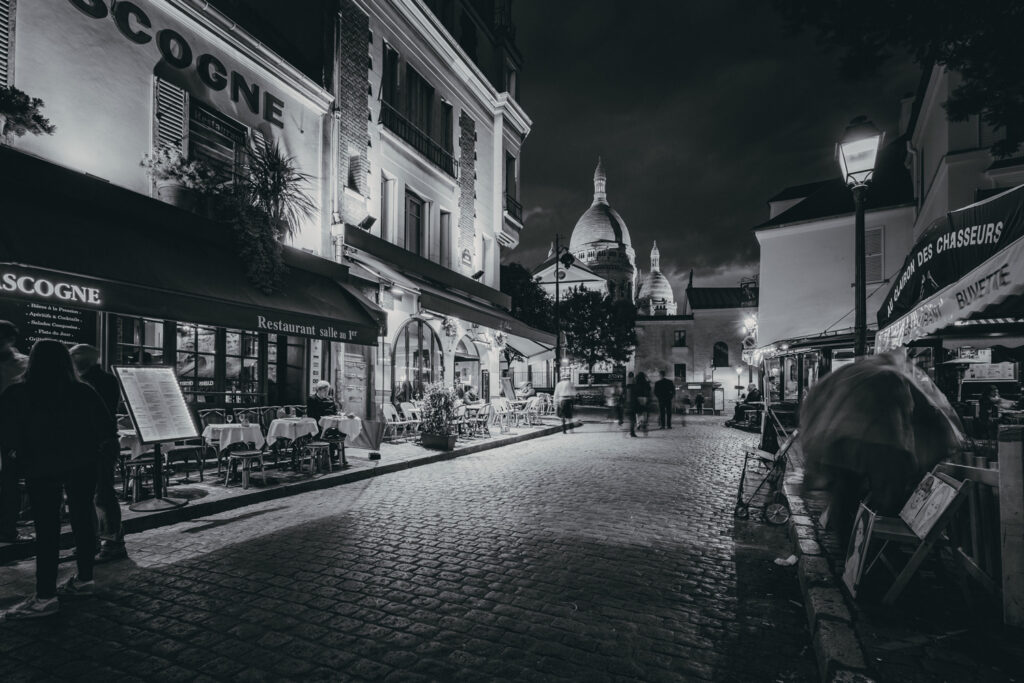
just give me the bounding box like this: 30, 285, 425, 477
766, 357, 781, 402
267, 334, 306, 406
405, 190, 425, 255
225, 329, 260, 404
673, 330, 687, 347
176, 323, 217, 405
866, 226, 884, 283
113, 316, 166, 366
783, 356, 798, 401
392, 318, 443, 400
712, 341, 729, 368
674, 363, 687, 381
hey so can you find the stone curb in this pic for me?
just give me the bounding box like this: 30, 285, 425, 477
0, 421, 580, 565
782, 469, 876, 683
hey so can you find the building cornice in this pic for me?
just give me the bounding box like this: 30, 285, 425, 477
754, 203, 915, 242
173, 0, 334, 112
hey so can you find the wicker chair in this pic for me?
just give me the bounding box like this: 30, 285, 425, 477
223, 441, 266, 489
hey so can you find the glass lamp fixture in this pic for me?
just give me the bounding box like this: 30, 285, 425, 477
837, 116, 884, 187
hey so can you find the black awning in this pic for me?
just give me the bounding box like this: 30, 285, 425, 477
419, 289, 556, 346
0, 149, 380, 345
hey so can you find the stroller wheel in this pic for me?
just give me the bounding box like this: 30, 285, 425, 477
763, 501, 791, 525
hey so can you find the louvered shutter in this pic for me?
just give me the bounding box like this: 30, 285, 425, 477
0, 0, 12, 86
153, 77, 187, 151
865, 227, 884, 283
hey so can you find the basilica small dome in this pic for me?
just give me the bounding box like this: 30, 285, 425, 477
641, 242, 677, 315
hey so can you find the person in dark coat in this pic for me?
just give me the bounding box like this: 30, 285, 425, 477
306, 381, 337, 421
653, 370, 676, 429
1, 340, 116, 619
0, 320, 31, 544
70, 344, 126, 562
694, 392, 705, 414
630, 372, 652, 437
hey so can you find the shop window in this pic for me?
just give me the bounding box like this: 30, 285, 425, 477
712, 341, 729, 368
392, 318, 443, 401
673, 330, 687, 347
783, 356, 798, 401
866, 227, 884, 283
225, 330, 260, 405
268, 334, 306, 406
113, 316, 166, 366
176, 323, 218, 405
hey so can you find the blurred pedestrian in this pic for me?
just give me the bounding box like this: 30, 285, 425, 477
69, 344, 126, 563
694, 392, 705, 415
1, 340, 115, 619
630, 372, 651, 437
553, 374, 576, 434
653, 370, 676, 429
0, 320, 30, 545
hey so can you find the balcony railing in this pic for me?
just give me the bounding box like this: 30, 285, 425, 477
504, 194, 523, 223
379, 100, 459, 178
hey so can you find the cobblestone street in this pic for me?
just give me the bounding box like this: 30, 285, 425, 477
0, 415, 816, 682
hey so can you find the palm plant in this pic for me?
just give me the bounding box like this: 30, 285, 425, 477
241, 136, 317, 240
0, 85, 56, 142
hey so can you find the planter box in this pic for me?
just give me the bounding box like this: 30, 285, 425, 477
421, 434, 457, 450
157, 182, 197, 211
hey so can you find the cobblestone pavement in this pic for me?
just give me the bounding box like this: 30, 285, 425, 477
0, 415, 816, 682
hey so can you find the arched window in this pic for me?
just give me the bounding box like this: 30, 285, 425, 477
391, 318, 443, 401
712, 341, 729, 368
454, 336, 481, 390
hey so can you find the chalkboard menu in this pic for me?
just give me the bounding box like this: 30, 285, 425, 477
113, 366, 200, 444
0, 299, 97, 348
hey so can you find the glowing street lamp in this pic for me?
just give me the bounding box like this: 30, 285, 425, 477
837, 116, 883, 358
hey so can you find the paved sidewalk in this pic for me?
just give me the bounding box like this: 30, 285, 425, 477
781, 446, 1024, 682
1, 416, 817, 681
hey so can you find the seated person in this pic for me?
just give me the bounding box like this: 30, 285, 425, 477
464, 385, 479, 402
306, 380, 337, 421
517, 382, 536, 398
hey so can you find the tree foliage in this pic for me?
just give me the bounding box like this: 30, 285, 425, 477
773, 1, 1024, 156
559, 288, 637, 374
500, 263, 554, 331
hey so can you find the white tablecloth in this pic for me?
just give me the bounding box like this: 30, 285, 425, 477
318, 415, 362, 439
118, 430, 147, 458
267, 417, 319, 441
201, 424, 266, 450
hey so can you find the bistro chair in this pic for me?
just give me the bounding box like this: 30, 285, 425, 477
470, 403, 492, 438
399, 402, 423, 434
123, 452, 170, 503
233, 407, 261, 428
197, 408, 227, 465
515, 397, 540, 426
382, 403, 415, 441
260, 406, 281, 432
223, 441, 266, 489
283, 404, 306, 417
320, 427, 349, 469
164, 441, 205, 483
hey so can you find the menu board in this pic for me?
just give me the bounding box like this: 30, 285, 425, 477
0, 299, 97, 348
964, 362, 1017, 382
113, 365, 199, 444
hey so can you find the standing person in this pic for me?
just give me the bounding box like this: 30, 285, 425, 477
553, 374, 577, 434
0, 320, 30, 544
1, 340, 115, 619
694, 392, 705, 415
69, 344, 126, 562
653, 370, 676, 429
630, 372, 652, 437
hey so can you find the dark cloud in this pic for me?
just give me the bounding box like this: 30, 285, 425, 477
506, 0, 920, 288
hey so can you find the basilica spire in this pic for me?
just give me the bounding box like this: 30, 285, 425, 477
593, 156, 607, 204
650, 241, 660, 272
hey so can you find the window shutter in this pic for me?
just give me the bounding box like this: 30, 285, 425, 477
153, 77, 187, 151
0, 0, 12, 86
865, 227, 884, 283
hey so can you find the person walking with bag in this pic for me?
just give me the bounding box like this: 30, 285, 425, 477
1, 340, 115, 619
70, 344, 127, 563
553, 374, 577, 434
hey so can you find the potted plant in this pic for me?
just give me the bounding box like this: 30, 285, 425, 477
0, 85, 57, 144
140, 146, 217, 210
240, 136, 317, 241
419, 381, 458, 450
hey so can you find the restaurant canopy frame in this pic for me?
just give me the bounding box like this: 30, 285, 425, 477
876, 185, 1024, 352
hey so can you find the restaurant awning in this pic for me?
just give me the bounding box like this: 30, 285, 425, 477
0, 148, 381, 345
876, 185, 1024, 352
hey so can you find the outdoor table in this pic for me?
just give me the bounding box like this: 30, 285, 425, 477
1002, 410, 1024, 425
266, 417, 319, 442
201, 423, 266, 451
318, 415, 363, 439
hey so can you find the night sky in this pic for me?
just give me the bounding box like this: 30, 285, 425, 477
507, 0, 920, 295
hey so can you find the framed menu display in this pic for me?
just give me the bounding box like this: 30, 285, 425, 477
113, 365, 200, 444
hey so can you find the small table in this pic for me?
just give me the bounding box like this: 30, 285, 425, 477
267, 417, 320, 442
201, 423, 266, 451
318, 416, 362, 468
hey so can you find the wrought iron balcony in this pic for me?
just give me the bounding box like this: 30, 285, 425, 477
504, 194, 522, 223
379, 100, 459, 178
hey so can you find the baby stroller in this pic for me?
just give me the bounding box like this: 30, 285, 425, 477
734, 426, 798, 525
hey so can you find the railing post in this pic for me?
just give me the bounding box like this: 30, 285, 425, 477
999, 425, 1024, 627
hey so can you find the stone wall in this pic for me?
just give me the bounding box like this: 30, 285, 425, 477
457, 110, 477, 275
338, 0, 370, 223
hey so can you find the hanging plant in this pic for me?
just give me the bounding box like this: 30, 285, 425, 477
0, 86, 56, 143
441, 317, 458, 338
140, 146, 218, 191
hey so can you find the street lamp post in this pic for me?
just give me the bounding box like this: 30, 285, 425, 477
837, 116, 884, 359
552, 233, 575, 382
